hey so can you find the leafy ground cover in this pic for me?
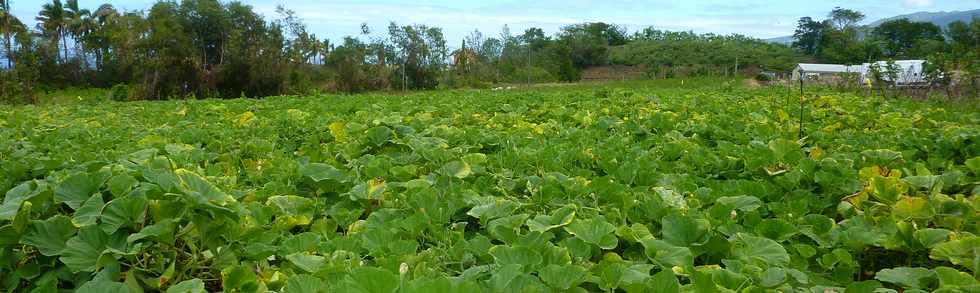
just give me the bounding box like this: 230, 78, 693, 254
1, 80, 979, 292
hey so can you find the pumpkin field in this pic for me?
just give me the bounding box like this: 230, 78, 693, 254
1, 80, 979, 292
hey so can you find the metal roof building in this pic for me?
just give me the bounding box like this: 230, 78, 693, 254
791, 60, 927, 85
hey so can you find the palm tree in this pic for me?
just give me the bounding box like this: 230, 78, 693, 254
65, 0, 92, 66
0, 0, 26, 68
37, 0, 68, 63
1, 0, 17, 68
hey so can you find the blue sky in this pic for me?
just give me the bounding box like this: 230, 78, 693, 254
10, 0, 980, 46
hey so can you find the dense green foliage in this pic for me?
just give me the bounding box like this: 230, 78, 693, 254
1, 0, 809, 103
1, 80, 979, 292
611, 29, 802, 78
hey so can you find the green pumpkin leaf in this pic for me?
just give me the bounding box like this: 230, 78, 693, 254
934, 266, 980, 289
108, 175, 139, 198
60, 226, 126, 273
537, 264, 587, 290
930, 237, 980, 273
127, 219, 178, 245
490, 245, 543, 269
346, 267, 399, 293
283, 275, 324, 293
166, 279, 207, 293
640, 238, 694, 269
715, 196, 762, 211
845, 280, 883, 293
101, 195, 148, 234
649, 269, 680, 293
527, 206, 575, 232
759, 267, 787, 288
299, 163, 348, 183
75, 280, 130, 293
55, 173, 99, 210
73, 193, 105, 227
21, 215, 77, 256
438, 160, 471, 179
285, 253, 326, 273
365, 126, 393, 147
0, 180, 45, 220
176, 169, 235, 206
732, 233, 790, 268
875, 267, 936, 289
661, 214, 710, 247
564, 218, 618, 249
222, 265, 260, 293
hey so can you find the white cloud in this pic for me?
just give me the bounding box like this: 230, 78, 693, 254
903, 0, 934, 8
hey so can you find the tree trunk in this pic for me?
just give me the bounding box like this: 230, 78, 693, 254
62, 29, 69, 64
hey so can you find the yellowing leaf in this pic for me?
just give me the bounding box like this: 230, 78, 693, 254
237, 111, 255, 126
329, 122, 347, 142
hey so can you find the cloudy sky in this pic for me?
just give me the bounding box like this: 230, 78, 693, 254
10, 0, 980, 45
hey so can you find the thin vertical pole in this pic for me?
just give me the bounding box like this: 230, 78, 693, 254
799, 77, 805, 139
527, 45, 531, 87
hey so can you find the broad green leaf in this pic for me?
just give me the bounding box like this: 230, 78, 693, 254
715, 196, 762, 211
732, 233, 790, 268
21, 215, 76, 256
661, 214, 710, 247
538, 264, 587, 290
934, 266, 980, 289
283, 275, 324, 293
346, 267, 399, 293
845, 280, 883, 293
914, 228, 952, 249
467, 200, 519, 221
640, 238, 694, 269
0, 180, 45, 220
755, 218, 798, 242
299, 163, 348, 183
349, 179, 387, 201
564, 218, 618, 249
892, 196, 934, 219
759, 267, 786, 288
527, 206, 575, 232
101, 195, 148, 234
222, 265, 260, 293
365, 126, 393, 147
60, 226, 126, 273
75, 280, 130, 293
649, 269, 680, 293
653, 187, 687, 210
108, 175, 139, 198
166, 279, 207, 293
285, 253, 326, 273
438, 161, 471, 179
176, 169, 235, 206
267, 196, 315, 216
73, 193, 104, 227
55, 173, 99, 210
127, 219, 178, 245
597, 262, 650, 291
490, 245, 543, 268
930, 237, 980, 273
875, 267, 936, 289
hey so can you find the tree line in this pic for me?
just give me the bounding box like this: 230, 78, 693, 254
1, 2, 977, 103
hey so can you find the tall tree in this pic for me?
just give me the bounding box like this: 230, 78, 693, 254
1, 0, 25, 68
792, 17, 825, 56
36, 0, 68, 63
872, 19, 943, 58
828, 7, 864, 31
